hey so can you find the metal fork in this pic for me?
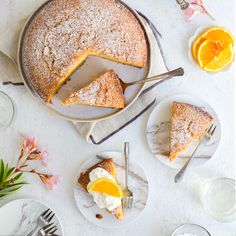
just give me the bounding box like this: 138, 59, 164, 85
38, 223, 58, 236
122, 142, 133, 209
174, 124, 217, 183
26, 209, 55, 236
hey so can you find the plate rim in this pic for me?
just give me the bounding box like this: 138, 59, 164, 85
17, 0, 152, 123
73, 150, 150, 228
0, 197, 64, 235
146, 93, 222, 170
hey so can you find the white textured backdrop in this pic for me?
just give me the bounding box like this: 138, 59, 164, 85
0, 0, 235, 235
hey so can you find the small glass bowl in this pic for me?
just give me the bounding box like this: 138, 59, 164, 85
171, 223, 211, 236
0, 91, 15, 130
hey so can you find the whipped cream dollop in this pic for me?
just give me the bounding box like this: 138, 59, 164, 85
88, 167, 121, 211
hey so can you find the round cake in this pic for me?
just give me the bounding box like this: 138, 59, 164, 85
20, 0, 148, 103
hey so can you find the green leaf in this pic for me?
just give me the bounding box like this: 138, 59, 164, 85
2, 163, 9, 182
0, 160, 27, 199
5, 167, 15, 180
0, 182, 27, 193
0, 160, 4, 182
12, 172, 23, 182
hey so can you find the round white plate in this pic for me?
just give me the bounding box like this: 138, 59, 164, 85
0, 198, 63, 235
146, 94, 221, 169
73, 151, 149, 228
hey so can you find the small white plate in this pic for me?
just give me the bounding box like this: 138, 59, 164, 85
146, 94, 221, 169
73, 151, 149, 228
0, 198, 63, 235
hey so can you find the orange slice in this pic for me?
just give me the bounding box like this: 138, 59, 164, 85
203, 44, 234, 72
197, 40, 224, 67
87, 178, 123, 198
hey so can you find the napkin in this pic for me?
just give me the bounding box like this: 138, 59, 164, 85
0, 0, 169, 144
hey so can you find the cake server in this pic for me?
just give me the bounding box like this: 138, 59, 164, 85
119, 67, 184, 91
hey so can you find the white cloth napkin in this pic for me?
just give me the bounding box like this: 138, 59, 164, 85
0, 0, 168, 144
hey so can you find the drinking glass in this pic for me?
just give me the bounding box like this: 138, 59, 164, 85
0, 91, 15, 130
200, 177, 236, 222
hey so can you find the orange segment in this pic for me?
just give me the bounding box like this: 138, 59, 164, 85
203, 44, 234, 72
87, 178, 123, 198
197, 40, 225, 68
200, 26, 235, 47
192, 36, 206, 60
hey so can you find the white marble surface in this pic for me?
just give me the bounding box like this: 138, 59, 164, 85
0, 0, 235, 236
0, 199, 63, 235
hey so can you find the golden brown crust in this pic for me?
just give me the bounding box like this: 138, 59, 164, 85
169, 102, 214, 160
21, 0, 148, 103
63, 70, 125, 108
78, 158, 124, 220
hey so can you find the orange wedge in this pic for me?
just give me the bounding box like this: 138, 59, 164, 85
201, 44, 234, 72
87, 178, 123, 198
197, 40, 234, 71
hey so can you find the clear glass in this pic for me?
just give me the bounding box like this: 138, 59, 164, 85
200, 177, 236, 222
171, 223, 211, 236
0, 91, 15, 130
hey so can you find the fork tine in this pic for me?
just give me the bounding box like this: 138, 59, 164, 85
48, 212, 55, 222
44, 210, 54, 221
207, 124, 214, 134
45, 225, 57, 234
41, 208, 50, 217
41, 223, 53, 231
50, 227, 58, 234
210, 125, 217, 136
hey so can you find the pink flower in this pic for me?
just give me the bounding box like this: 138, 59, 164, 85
39, 174, 59, 190
40, 151, 48, 167
183, 4, 200, 21
27, 151, 48, 167
22, 136, 37, 153
182, 0, 215, 21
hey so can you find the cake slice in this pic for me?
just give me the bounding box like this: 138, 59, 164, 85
169, 102, 214, 161
63, 70, 125, 108
78, 158, 124, 220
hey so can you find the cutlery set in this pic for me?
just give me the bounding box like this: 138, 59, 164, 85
26, 209, 58, 236
24, 124, 216, 233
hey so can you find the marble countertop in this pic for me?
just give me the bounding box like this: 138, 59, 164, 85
0, 0, 235, 235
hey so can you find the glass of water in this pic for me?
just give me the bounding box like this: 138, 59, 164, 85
0, 91, 15, 130
200, 177, 236, 222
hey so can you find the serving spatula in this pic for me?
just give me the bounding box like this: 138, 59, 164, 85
119, 67, 184, 91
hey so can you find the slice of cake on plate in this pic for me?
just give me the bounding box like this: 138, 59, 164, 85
78, 158, 124, 220
169, 101, 214, 161
63, 70, 125, 108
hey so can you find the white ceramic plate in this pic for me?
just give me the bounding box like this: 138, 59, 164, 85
0, 198, 63, 235
146, 94, 221, 169
17, 0, 151, 122
73, 151, 149, 228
